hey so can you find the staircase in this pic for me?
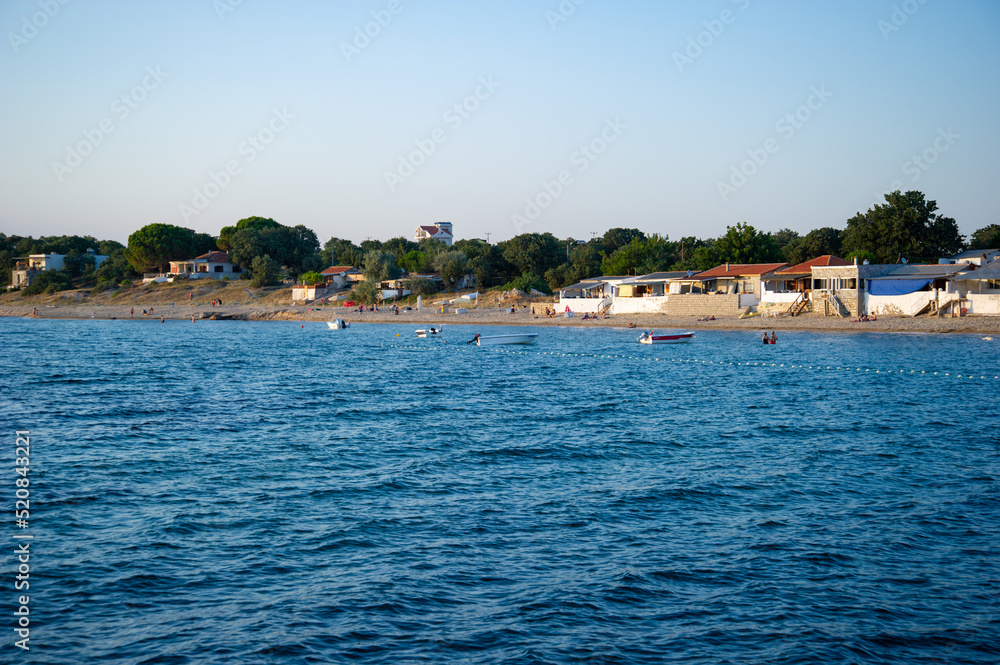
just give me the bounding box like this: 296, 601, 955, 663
823, 293, 850, 317
789, 293, 812, 316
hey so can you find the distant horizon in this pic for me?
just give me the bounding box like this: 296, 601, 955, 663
2, 1, 997, 245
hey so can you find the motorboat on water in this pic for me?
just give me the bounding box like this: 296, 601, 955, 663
327, 319, 349, 329
637, 330, 694, 344
415, 326, 442, 338
470, 333, 539, 346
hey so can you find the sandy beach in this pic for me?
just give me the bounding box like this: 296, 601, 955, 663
4, 299, 1000, 335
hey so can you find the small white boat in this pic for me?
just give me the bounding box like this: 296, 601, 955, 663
471, 333, 538, 346
327, 319, 349, 329
637, 330, 694, 344
415, 326, 442, 338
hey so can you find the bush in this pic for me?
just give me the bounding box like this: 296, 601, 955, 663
299, 271, 324, 286
497, 273, 550, 295
21, 271, 73, 297
119, 279, 133, 288
403, 276, 438, 296
250, 255, 281, 288
90, 280, 116, 294
349, 280, 379, 305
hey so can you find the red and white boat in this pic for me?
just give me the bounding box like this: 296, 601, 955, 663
637, 330, 695, 344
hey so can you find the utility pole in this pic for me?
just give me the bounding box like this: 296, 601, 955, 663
485, 232, 491, 245
590, 231, 598, 241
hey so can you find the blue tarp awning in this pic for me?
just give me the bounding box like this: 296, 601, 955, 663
868, 279, 932, 296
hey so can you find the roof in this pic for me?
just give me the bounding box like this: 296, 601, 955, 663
417, 225, 452, 236
870, 264, 970, 280
561, 280, 609, 291
776, 255, 851, 275
194, 251, 231, 262
321, 265, 356, 275
637, 271, 699, 281
951, 249, 999, 260
952, 266, 1000, 281
696, 263, 789, 279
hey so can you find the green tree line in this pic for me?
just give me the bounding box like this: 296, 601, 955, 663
5, 190, 997, 298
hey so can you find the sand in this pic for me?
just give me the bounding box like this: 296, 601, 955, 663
4, 301, 1000, 335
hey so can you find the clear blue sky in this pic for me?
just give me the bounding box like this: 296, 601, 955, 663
1, 0, 997, 246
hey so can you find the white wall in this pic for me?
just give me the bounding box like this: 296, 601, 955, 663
611, 296, 669, 314
558, 297, 606, 313
865, 291, 933, 316
968, 293, 1000, 315
760, 291, 801, 304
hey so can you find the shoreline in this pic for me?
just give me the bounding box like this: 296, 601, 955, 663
4, 303, 1000, 335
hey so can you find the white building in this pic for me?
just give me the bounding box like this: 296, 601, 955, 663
414, 222, 453, 246
168, 251, 242, 280
10, 250, 109, 288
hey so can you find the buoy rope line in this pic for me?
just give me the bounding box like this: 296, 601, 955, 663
376, 343, 999, 381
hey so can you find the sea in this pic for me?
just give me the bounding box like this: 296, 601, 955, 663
1, 317, 998, 664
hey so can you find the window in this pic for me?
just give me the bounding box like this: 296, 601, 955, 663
988, 279, 1000, 290
214, 265, 224, 272
232, 266, 241, 273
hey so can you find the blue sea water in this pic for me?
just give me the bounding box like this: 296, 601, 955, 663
1, 318, 998, 664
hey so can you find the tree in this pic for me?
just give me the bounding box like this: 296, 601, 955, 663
94, 249, 136, 285
602, 228, 646, 254
323, 237, 363, 268
125, 223, 200, 273
468, 244, 514, 288
360, 239, 383, 253
191, 232, 219, 257
845, 249, 877, 263
434, 251, 469, 291
62, 249, 96, 278
399, 250, 430, 274
362, 250, 400, 284
350, 279, 379, 305
21, 270, 73, 296
250, 254, 280, 287
714, 222, 781, 264
218, 216, 281, 251
403, 276, 438, 296
968, 224, 1000, 250
500, 233, 564, 277
783, 227, 843, 265
228, 223, 320, 275
669, 236, 712, 271
843, 191, 963, 263
299, 271, 324, 285
600, 234, 676, 276
545, 240, 605, 290
382, 237, 420, 266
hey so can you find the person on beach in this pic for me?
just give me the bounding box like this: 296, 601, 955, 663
32, 308, 37, 317
130, 308, 134, 317
160, 315, 164, 323
762, 332, 769, 344
191, 314, 195, 323
189, 292, 193, 300
770, 331, 778, 344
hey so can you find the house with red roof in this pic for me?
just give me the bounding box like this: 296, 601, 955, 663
688, 262, 788, 307
414, 222, 453, 246
759, 255, 852, 314
320, 265, 361, 290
